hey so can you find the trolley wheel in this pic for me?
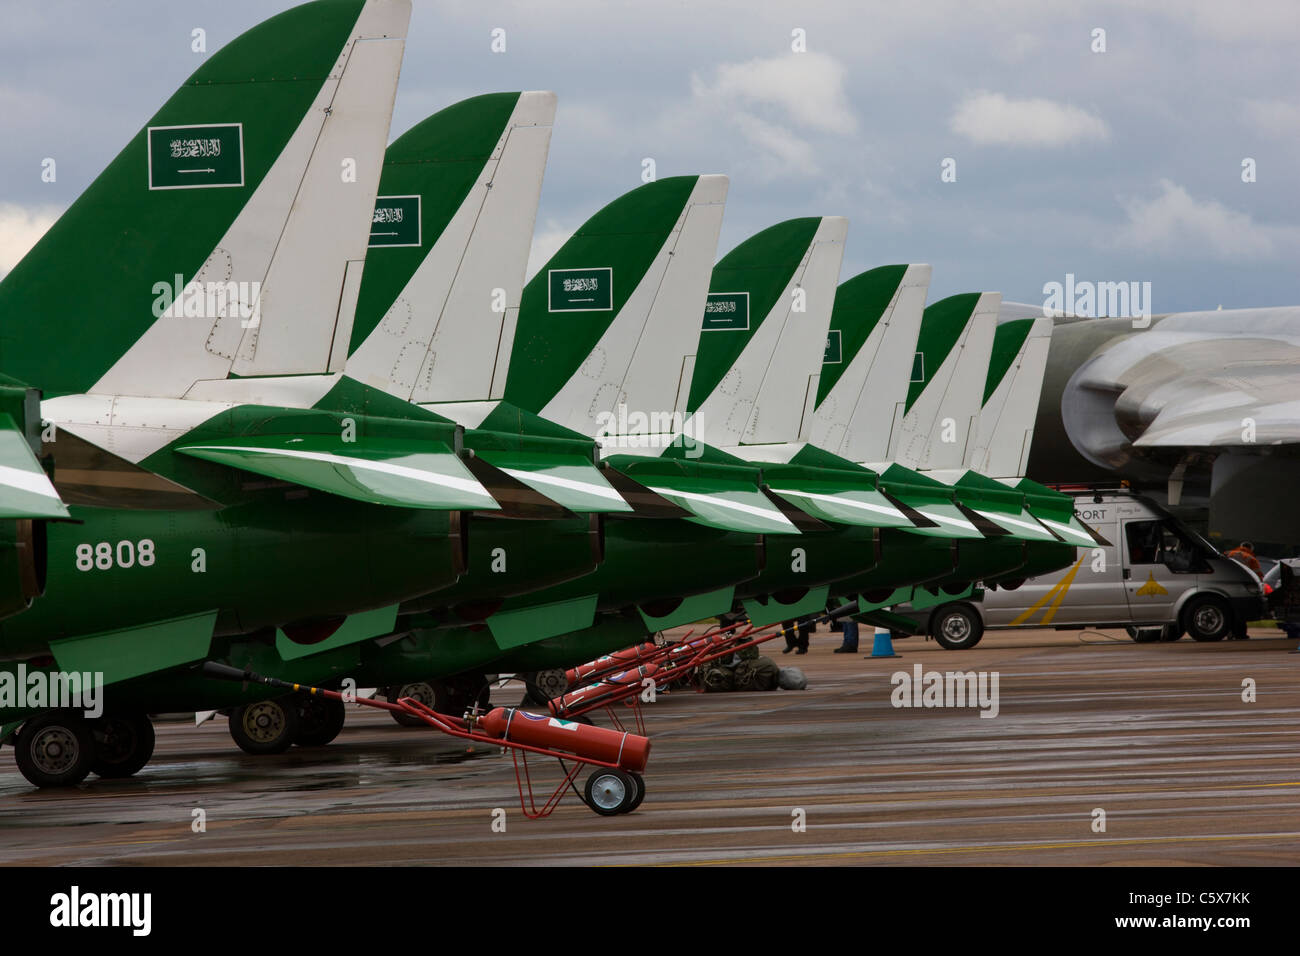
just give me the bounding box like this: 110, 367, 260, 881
294, 695, 346, 747
626, 771, 646, 812
387, 682, 436, 727
90, 714, 156, 778
229, 698, 299, 755
584, 768, 636, 816
14, 711, 95, 788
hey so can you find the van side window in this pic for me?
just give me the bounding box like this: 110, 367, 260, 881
1125, 520, 1162, 564
1125, 518, 1209, 573
1158, 520, 1210, 573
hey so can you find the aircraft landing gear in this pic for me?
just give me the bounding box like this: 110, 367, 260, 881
13, 711, 95, 787
90, 714, 155, 778
385, 681, 437, 726
386, 676, 490, 725
229, 697, 299, 754
293, 695, 346, 747
520, 669, 567, 705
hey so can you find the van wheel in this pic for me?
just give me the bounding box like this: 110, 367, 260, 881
1183, 595, 1231, 642
931, 605, 984, 650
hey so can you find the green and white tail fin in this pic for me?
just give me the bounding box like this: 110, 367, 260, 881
685, 217, 847, 448
967, 316, 1053, 479
883, 291, 1000, 471
807, 263, 931, 461
502, 175, 729, 440
345, 91, 556, 403
0, 0, 410, 399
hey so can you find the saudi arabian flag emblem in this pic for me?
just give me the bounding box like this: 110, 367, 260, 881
148, 123, 244, 189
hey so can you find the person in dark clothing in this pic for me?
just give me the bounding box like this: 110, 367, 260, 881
781, 619, 798, 653
832, 618, 860, 653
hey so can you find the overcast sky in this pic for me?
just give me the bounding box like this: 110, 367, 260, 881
3, 0, 1299, 312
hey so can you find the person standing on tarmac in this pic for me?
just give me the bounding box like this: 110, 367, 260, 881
780, 618, 812, 654
1225, 541, 1261, 575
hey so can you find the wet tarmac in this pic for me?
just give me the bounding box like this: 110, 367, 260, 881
1, 627, 1297, 866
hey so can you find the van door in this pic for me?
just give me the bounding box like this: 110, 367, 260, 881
985, 507, 1123, 626
1121, 517, 1207, 623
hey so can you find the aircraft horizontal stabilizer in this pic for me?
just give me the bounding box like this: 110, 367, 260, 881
765, 482, 922, 531
1015, 478, 1111, 547
471, 450, 632, 514
0, 415, 68, 520
951, 472, 1062, 543
612, 465, 801, 535
875, 465, 990, 540
177, 436, 499, 511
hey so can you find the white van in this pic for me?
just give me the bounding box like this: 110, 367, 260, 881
893, 491, 1266, 649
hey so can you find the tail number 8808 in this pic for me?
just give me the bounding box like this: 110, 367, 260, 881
74, 540, 156, 571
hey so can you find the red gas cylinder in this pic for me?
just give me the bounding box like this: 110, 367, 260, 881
549, 664, 661, 717
565, 642, 659, 686
477, 707, 650, 773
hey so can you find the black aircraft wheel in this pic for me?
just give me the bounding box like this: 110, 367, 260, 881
229, 698, 299, 755
90, 714, 156, 778
626, 771, 646, 812
584, 768, 636, 816
1183, 595, 1231, 642
388, 682, 436, 727
520, 669, 568, 706
14, 711, 95, 787
294, 695, 346, 747
433, 675, 491, 716
931, 605, 984, 650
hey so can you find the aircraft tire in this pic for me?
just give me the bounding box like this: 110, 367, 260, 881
229, 698, 299, 755
90, 714, 156, 778
387, 682, 436, 727
293, 695, 346, 747
519, 669, 567, 705
14, 711, 95, 787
